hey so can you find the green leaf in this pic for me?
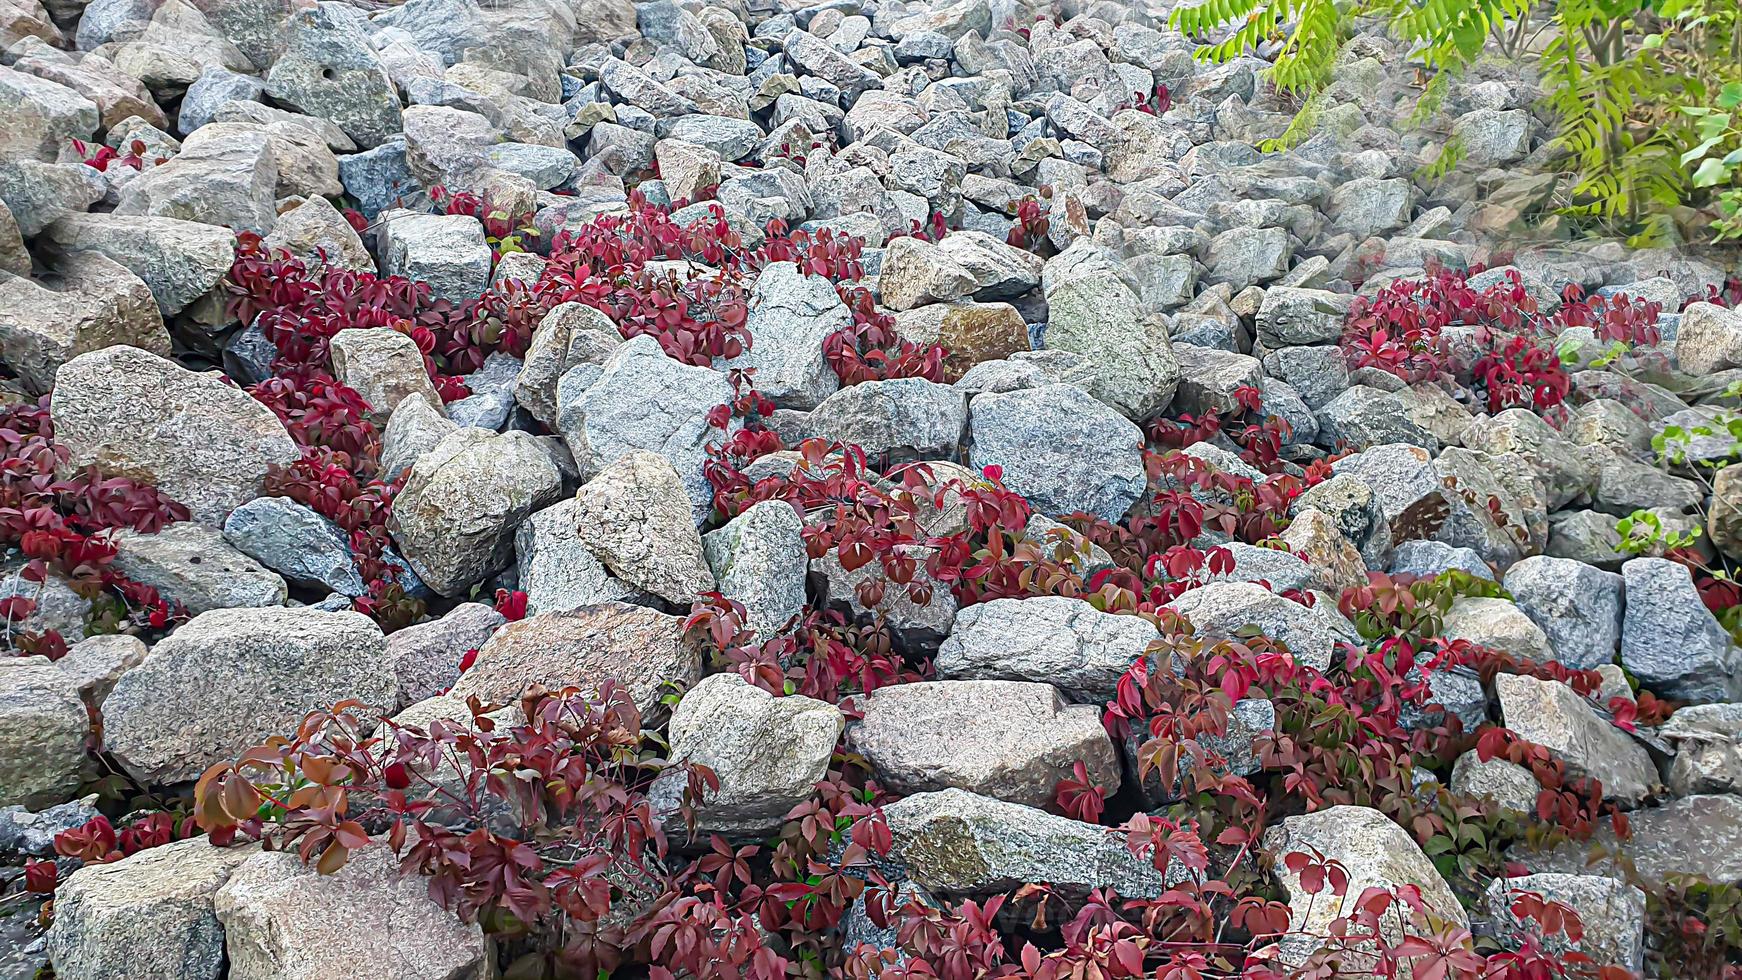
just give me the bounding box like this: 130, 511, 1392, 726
1694, 157, 1731, 187
1723, 82, 1742, 111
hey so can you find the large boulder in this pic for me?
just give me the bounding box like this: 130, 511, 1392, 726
375, 210, 491, 304
1621, 557, 1742, 704
44, 213, 235, 316
262, 3, 402, 149
1495, 673, 1656, 806
1501, 556, 1623, 670
934, 595, 1159, 703
656, 672, 842, 836
0, 661, 87, 808
570, 450, 714, 605
703, 499, 808, 640
1482, 873, 1645, 974
0, 249, 171, 394
109, 522, 288, 614
0, 65, 98, 162
214, 845, 487, 980
1042, 253, 1180, 420
388, 427, 563, 596
716, 261, 847, 409
113, 123, 280, 234
50, 345, 300, 524
512, 497, 635, 617
968, 383, 1146, 522
448, 602, 701, 709
849, 680, 1119, 807
102, 608, 392, 784
1164, 582, 1349, 672
47, 839, 257, 980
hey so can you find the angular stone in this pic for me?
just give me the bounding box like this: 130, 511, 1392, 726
968, 383, 1145, 522
50, 345, 299, 524
113, 123, 279, 234
215, 845, 486, 980
103, 608, 391, 784
0, 662, 86, 808
879, 235, 977, 311
44, 213, 234, 318
110, 522, 286, 614
1461, 409, 1592, 511
47, 839, 256, 980
1043, 254, 1180, 420
1621, 557, 1742, 705
388, 428, 562, 596
934, 595, 1160, 704
385, 602, 504, 709
1317, 386, 1438, 452
804, 377, 968, 462
1164, 582, 1347, 672
0, 65, 98, 162
1518, 795, 1742, 886
263, 4, 401, 148
572, 450, 714, 605
883, 788, 1166, 897
375, 210, 491, 304
1280, 508, 1369, 595
660, 672, 842, 835
222, 496, 366, 597
1502, 556, 1623, 670
850, 680, 1119, 807
717, 261, 846, 410
329, 326, 445, 426
1171, 344, 1262, 416
379, 386, 459, 482
1675, 302, 1742, 375
1663, 703, 1742, 795
1495, 673, 1656, 805
261, 194, 373, 274
1451, 750, 1540, 813
1441, 596, 1556, 664
934, 231, 1043, 302
0, 249, 171, 395
449, 602, 700, 710
514, 302, 621, 427
892, 301, 1030, 383
1483, 873, 1644, 974
55, 634, 147, 707
704, 499, 808, 640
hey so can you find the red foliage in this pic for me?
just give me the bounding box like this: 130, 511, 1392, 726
70, 137, 164, 173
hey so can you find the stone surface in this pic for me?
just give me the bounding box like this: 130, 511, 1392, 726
102, 608, 391, 784
449, 602, 701, 709
935, 595, 1160, 703
571, 449, 715, 605
50, 345, 300, 524
968, 383, 1146, 522
1495, 673, 1656, 805
513, 495, 635, 616
0, 661, 87, 808
385, 602, 505, 709
1501, 555, 1623, 670
110, 521, 287, 614
849, 680, 1119, 807
44, 213, 235, 316
0, 249, 172, 395
704, 499, 808, 640
1519, 794, 1742, 886
1164, 582, 1347, 672
223, 496, 367, 597
1440, 596, 1556, 664
1662, 703, 1742, 795
1042, 251, 1180, 420
375, 210, 491, 303
1621, 557, 1742, 705
717, 261, 846, 409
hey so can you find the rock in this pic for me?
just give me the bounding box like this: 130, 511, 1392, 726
1450, 751, 1540, 813
110, 522, 287, 614
1257, 288, 1352, 348
803, 376, 967, 461
43, 213, 235, 316
338, 138, 418, 218
1264, 806, 1467, 970
1676, 302, 1742, 375
1621, 557, 1742, 705
1495, 673, 1656, 805
934, 595, 1160, 703
55, 634, 147, 707
261, 194, 373, 274
513, 497, 635, 617
379, 393, 459, 482
0, 158, 104, 238
968, 383, 1145, 522
1042, 256, 1180, 420
0, 65, 98, 162
1171, 344, 1262, 416
0, 249, 172, 394
882, 788, 1166, 897
1518, 794, 1742, 886
102, 608, 391, 784
0, 796, 100, 859
50, 345, 300, 524
389, 428, 561, 596
375, 210, 491, 304
1204, 225, 1290, 291
328, 327, 445, 426
558, 333, 734, 524
514, 302, 621, 427
47, 839, 257, 980
214, 844, 487, 980
571, 450, 714, 605
449, 603, 701, 709
1280, 508, 1369, 595
812, 541, 957, 641
113, 123, 280, 234
935, 232, 1044, 302
879, 235, 977, 311
1317, 385, 1438, 451
385, 602, 504, 708
1390, 540, 1493, 580
0, 661, 86, 808
179, 66, 264, 135
891, 301, 1030, 383
1461, 409, 1592, 511
1483, 873, 1645, 974
1501, 556, 1623, 670
1326, 177, 1413, 239
1662, 703, 1742, 795
0, 568, 92, 644
717, 261, 846, 410
849, 680, 1119, 807
1164, 582, 1347, 672
222, 496, 367, 597
1453, 108, 1531, 166
659, 672, 842, 835
263, 4, 401, 149
704, 499, 808, 640
1440, 596, 1556, 664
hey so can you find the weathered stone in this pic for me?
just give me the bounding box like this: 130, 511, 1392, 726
47, 839, 256, 980
329, 326, 445, 426
379, 388, 459, 482
0, 249, 171, 395
449, 602, 700, 709
968, 383, 1145, 522
1483, 873, 1644, 974
571, 450, 714, 605
222, 496, 366, 597
110, 522, 286, 614
1676, 302, 1742, 375
1663, 703, 1742, 795
375, 210, 491, 304
1495, 673, 1656, 805
1461, 409, 1592, 511
1441, 596, 1556, 664
113, 123, 279, 234
103, 608, 391, 784
883, 788, 1166, 897
934, 595, 1160, 703
385, 602, 504, 709
55, 634, 147, 707
515, 302, 621, 427
388, 428, 562, 596
1518, 794, 1742, 886
893, 301, 1031, 383
879, 235, 977, 311
717, 261, 846, 409
804, 377, 968, 461
1317, 386, 1439, 452
261, 194, 373, 274
263, 4, 401, 148
850, 681, 1119, 807
0, 662, 86, 808
1280, 507, 1369, 595
1043, 253, 1180, 420
1451, 750, 1540, 813
1164, 582, 1348, 672
215, 844, 486, 980
1621, 557, 1742, 705
1502, 555, 1623, 670
50, 345, 299, 524
704, 499, 808, 640
44, 213, 235, 316
0, 65, 98, 162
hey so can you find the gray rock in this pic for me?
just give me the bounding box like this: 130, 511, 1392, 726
443, 352, 522, 429
878, 235, 977, 311
110, 522, 287, 614
659, 673, 842, 836
934, 595, 1160, 704
804, 377, 968, 462
571, 450, 714, 605
1441, 596, 1557, 664
1317, 386, 1439, 451
1518, 795, 1742, 887
1453, 108, 1531, 166
0, 662, 86, 809
378, 389, 459, 483
1503, 556, 1623, 670
1483, 873, 1644, 974
968, 383, 1145, 522
1164, 582, 1348, 672
1257, 288, 1352, 348
1663, 704, 1742, 795
263, 3, 402, 148
1210, 542, 1313, 593
0, 248, 171, 395
179, 66, 264, 136
223, 496, 368, 597
388, 428, 563, 596
849, 680, 1119, 808
0, 796, 101, 858
883, 788, 1166, 897
103, 608, 391, 784
384, 602, 504, 708
0, 66, 98, 162
55, 634, 147, 708
1621, 557, 1742, 705
717, 261, 847, 410
50, 345, 300, 524
1495, 673, 1656, 806
1461, 409, 1592, 511
704, 499, 808, 640
0, 159, 104, 238
329, 326, 445, 426
375, 210, 491, 304
514, 302, 622, 427
338, 138, 418, 218
43, 213, 235, 316
215, 844, 487, 980
512, 497, 634, 617
1204, 225, 1290, 291
261, 194, 374, 275
1451, 751, 1540, 813
1042, 252, 1180, 420
1389, 540, 1493, 580
113, 123, 280, 235
47, 839, 257, 980
449, 603, 700, 710
812, 541, 957, 641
